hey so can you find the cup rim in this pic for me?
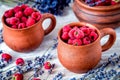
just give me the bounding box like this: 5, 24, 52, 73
58, 22, 101, 48
1, 14, 42, 31
76, 0, 120, 11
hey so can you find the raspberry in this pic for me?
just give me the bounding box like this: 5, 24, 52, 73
26, 18, 35, 27
6, 18, 11, 25
67, 39, 73, 45
89, 31, 98, 41
14, 6, 22, 13
44, 62, 51, 69
18, 23, 26, 29
16, 58, 24, 66
83, 37, 91, 45
111, 1, 116, 5
61, 32, 69, 40
15, 11, 23, 18
1, 53, 12, 62
105, 0, 111, 5
111, 0, 120, 5
21, 4, 28, 10
73, 39, 82, 46
24, 7, 34, 16
4, 9, 14, 18
89, 28, 96, 32
81, 27, 90, 36
9, 17, 20, 25
73, 26, 79, 30
32, 78, 41, 80
12, 73, 23, 80
61, 25, 99, 46
3, 5, 42, 29
62, 25, 72, 32
31, 12, 42, 21
68, 29, 76, 39
74, 29, 84, 39
11, 25, 18, 29
21, 16, 27, 23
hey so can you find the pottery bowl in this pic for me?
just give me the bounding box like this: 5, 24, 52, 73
72, 0, 120, 29
57, 22, 116, 73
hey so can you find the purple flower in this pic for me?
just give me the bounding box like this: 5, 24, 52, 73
70, 77, 76, 80
77, 53, 120, 80
53, 72, 63, 80
0, 50, 3, 54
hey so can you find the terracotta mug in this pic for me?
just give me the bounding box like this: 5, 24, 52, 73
57, 22, 116, 73
2, 13, 56, 52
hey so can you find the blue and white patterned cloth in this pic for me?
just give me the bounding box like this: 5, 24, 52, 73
0, 4, 120, 80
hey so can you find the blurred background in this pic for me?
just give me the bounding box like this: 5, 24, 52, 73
0, 0, 72, 15
0, 0, 33, 7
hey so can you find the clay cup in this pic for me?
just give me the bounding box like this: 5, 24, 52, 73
57, 22, 116, 73
2, 13, 56, 52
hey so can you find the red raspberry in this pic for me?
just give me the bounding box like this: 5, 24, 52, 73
61, 32, 69, 40
44, 62, 51, 69
21, 16, 27, 23
81, 27, 90, 36
73, 39, 82, 46
9, 17, 20, 25
11, 25, 18, 29
73, 26, 79, 30
89, 28, 96, 32
67, 39, 73, 45
68, 29, 76, 39
1, 53, 12, 62
89, 31, 98, 41
83, 37, 91, 45
4, 9, 14, 18
62, 25, 72, 32
14, 6, 22, 13
6, 18, 11, 25
111, 0, 120, 5
21, 4, 28, 10
16, 58, 25, 66
18, 23, 26, 29
105, 0, 111, 5
74, 29, 84, 39
111, 1, 116, 5
32, 78, 41, 80
12, 73, 23, 80
26, 18, 35, 27
15, 11, 23, 18
31, 12, 42, 21
68, 26, 79, 39
24, 7, 34, 16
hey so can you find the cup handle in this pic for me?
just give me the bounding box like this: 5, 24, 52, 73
100, 28, 116, 52
40, 13, 56, 35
